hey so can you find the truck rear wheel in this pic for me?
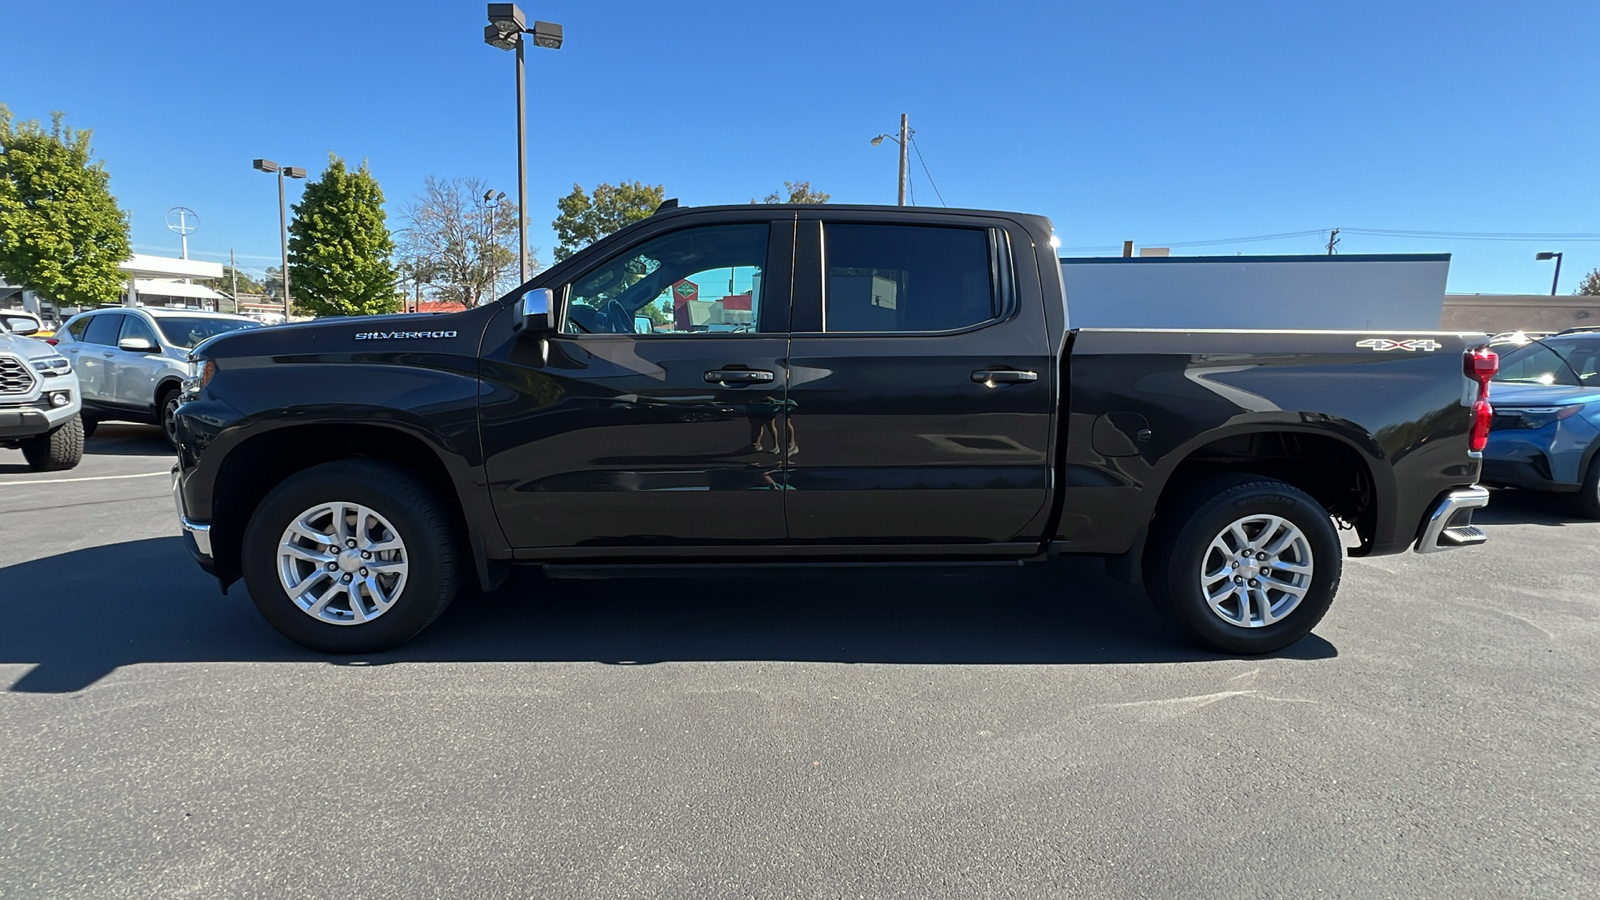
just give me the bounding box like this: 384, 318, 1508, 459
1144, 475, 1342, 654
20, 415, 84, 472
240, 459, 461, 653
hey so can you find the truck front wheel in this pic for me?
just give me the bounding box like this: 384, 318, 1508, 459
1145, 476, 1342, 654
240, 459, 461, 653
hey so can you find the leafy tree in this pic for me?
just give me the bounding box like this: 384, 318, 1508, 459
214, 265, 264, 297
261, 266, 283, 300
1576, 269, 1600, 296
552, 181, 664, 262
287, 154, 401, 316
0, 106, 130, 307
757, 180, 830, 204
398, 176, 521, 309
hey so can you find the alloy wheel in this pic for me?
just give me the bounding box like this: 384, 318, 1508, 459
1198, 514, 1314, 628
276, 501, 410, 625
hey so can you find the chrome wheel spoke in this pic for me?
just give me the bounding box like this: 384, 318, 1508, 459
278, 500, 408, 627
1197, 513, 1314, 629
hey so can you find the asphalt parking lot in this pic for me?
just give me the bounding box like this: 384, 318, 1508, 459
1, 426, 1596, 898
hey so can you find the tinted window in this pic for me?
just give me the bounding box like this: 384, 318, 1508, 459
66, 316, 90, 339
823, 224, 995, 333
120, 315, 158, 345
153, 316, 258, 349
82, 313, 124, 346
564, 224, 770, 335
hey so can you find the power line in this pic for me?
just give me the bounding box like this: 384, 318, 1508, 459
907, 134, 947, 207
1342, 228, 1600, 242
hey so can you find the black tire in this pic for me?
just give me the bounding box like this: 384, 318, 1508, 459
240, 459, 462, 653
157, 387, 182, 448
1577, 452, 1600, 520
20, 415, 84, 472
80, 415, 98, 439
1144, 475, 1342, 654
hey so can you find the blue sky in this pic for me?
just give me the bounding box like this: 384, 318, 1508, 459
3, 0, 1597, 294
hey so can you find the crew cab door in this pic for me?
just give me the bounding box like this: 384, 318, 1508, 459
479, 216, 796, 551
784, 213, 1055, 546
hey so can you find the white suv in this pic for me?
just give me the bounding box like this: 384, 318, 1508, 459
55, 307, 259, 445
0, 314, 83, 471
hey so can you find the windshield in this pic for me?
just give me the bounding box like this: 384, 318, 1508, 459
1494, 337, 1600, 386
154, 316, 259, 349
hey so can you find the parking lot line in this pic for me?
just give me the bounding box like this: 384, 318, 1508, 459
0, 471, 170, 486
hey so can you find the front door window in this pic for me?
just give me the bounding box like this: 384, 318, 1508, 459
563, 224, 769, 335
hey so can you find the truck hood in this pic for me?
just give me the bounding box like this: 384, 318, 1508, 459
1488, 381, 1600, 408
193, 309, 482, 359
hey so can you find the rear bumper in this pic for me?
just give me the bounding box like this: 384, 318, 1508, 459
1414, 485, 1491, 554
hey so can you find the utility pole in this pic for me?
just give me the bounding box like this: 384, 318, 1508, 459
1122, 240, 1134, 258
230, 248, 238, 314
1326, 229, 1340, 255
897, 113, 909, 207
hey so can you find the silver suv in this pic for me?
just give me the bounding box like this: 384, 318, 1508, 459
55, 307, 259, 445
0, 314, 84, 471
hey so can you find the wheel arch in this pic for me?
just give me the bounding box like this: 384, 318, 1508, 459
1154, 423, 1389, 555
206, 423, 479, 587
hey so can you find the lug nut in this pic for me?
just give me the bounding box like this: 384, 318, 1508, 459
341, 573, 353, 584
1261, 568, 1271, 576
1234, 576, 1244, 585
1256, 552, 1267, 561
346, 539, 358, 549
1249, 579, 1260, 588
326, 562, 338, 571
359, 567, 368, 576
360, 550, 371, 560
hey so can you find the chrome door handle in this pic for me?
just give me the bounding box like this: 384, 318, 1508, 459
971, 369, 1037, 386
704, 368, 775, 385
102, 352, 115, 358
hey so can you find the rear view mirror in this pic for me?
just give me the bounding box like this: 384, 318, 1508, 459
634, 315, 654, 334
118, 336, 159, 353
515, 288, 555, 335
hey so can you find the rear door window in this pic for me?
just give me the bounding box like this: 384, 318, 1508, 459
822, 224, 996, 333
82, 313, 125, 346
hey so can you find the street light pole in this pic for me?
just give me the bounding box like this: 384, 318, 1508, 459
1537, 251, 1564, 296
898, 113, 909, 207
253, 159, 306, 320
870, 114, 912, 206
485, 4, 563, 287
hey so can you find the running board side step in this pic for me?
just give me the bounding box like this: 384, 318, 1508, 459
1414, 486, 1491, 554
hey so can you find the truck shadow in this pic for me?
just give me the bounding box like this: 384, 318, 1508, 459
2, 537, 1336, 693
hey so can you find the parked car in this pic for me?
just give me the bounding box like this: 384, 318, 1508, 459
0, 321, 84, 471
173, 203, 1494, 656
54, 307, 259, 445
1484, 329, 1600, 517
1, 311, 48, 338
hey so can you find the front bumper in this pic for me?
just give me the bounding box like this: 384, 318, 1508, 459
1414, 485, 1491, 554
172, 464, 215, 566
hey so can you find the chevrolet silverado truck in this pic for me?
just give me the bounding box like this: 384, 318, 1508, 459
171, 204, 1496, 655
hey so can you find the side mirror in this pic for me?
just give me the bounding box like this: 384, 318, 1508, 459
5, 318, 40, 336
634, 315, 654, 334
515, 288, 556, 335
118, 336, 159, 353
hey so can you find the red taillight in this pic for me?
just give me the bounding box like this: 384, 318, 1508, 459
43, 337, 59, 346
1466, 346, 1498, 452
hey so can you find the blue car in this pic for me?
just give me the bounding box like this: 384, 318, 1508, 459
1484, 329, 1600, 517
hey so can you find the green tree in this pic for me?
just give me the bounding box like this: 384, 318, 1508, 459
1576, 269, 1600, 296
757, 180, 830, 204
0, 106, 130, 308
552, 181, 665, 262
213, 265, 264, 297
287, 153, 400, 317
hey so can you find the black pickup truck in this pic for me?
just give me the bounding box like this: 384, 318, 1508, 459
172, 204, 1496, 655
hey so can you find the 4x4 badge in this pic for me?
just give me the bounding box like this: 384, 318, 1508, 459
1357, 338, 1442, 352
